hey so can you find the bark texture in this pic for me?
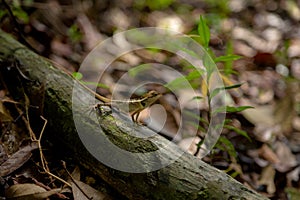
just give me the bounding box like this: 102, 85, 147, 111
0, 30, 268, 200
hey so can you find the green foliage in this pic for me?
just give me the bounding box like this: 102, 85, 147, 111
72, 72, 109, 89
12, 6, 29, 23
223, 41, 237, 75
0, 10, 6, 21
134, 0, 174, 10
210, 83, 244, 99
68, 24, 83, 43
174, 15, 252, 161
214, 136, 237, 158
204, 0, 230, 17
212, 105, 253, 116
72, 72, 83, 80
128, 64, 152, 77
214, 54, 242, 63
164, 69, 204, 91
224, 124, 252, 142
1, 0, 31, 23
197, 16, 210, 50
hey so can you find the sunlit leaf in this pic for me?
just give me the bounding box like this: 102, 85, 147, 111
187, 70, 204, 79
192, 96, 203, 101
226, 106, 254, 113
72, 72, 83, 80
214, 55, 242, 63
197, 15, 210, 49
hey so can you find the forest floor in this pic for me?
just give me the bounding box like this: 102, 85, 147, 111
1, 0, 300, 199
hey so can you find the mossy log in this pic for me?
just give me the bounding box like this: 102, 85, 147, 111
0, 29, 268, 200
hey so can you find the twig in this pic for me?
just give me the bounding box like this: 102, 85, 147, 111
37, 116, 71, 187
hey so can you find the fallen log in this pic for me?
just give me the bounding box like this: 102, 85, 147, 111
0, 29, 268, 200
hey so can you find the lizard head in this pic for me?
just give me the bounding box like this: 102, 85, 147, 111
141, 90, 162, 107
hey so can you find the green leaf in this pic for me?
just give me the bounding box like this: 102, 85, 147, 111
187, 121, 206, 132
128, 64, 151, 77
183, 110, 209, 125
226, 106, 254, 113
72, 72, 83, 80
72, 72, 109, 89
230, 170, 241, 178
164, 69, 204, 91
13, 7, 29, 23
187, 70, 204, 80
214, 55, 242, 63
215, 136, 237, 158
146, 0, 174, 10
203, 53, 215, 80
68, 24, 82, 43
171, 43, 199, 58
0, 10, 7, 21
197, 16, 210, 49
224, 83, 244, 90
213, 105, 254, 115
224, 119, 233, 124
210, 83, 244, 99
224, 125, 252, 142
192, 96, 203, 101
164, 76, 190, 91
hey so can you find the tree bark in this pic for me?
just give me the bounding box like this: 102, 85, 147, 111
0, 30, 268, 200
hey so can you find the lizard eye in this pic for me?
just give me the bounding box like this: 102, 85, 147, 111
149, 91, 157, 96
141, 101, 146, 107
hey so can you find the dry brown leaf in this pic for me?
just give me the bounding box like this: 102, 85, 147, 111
178, 136, 200, 155
71, 166, 81, 181
287, 167, 300, 186
0, 142, 38, 176
258, 165, 276, 194
0, 101, 13, 122
258, 144, 280, 164
0, 143, 8, 165
5, 183, 60, 200
72, 179, 107, 200
242, 103, 275, 127
274, 141, 297, 172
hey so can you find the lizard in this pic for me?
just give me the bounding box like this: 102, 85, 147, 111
43, 57, 162, 122
94, 90, 162, 122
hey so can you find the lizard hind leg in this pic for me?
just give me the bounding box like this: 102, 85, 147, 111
131, 109, 142, 123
